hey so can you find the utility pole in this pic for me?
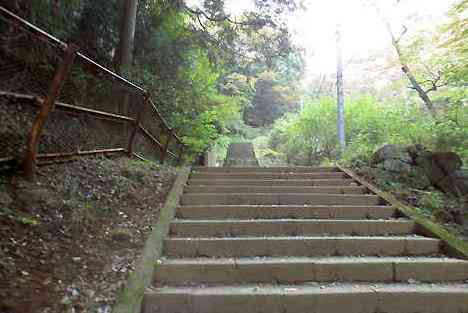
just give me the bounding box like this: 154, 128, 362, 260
336, 24, 346, 156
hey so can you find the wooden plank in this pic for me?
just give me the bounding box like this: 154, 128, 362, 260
0, 91, 135, 123
36, 148, 126, 166
0, 156, 14, 163
148, 99, 184, 145
337, 164, 468, 259
138, 125, 164, 151
132, 152, 150, 162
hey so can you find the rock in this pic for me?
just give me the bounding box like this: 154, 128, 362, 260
0, 190, 13, 206
404, 167, 431, 190
121, 168, 147, 184
414, 151, 466, 196
433, 209, 453, 223
453, 169, 468, 195
110, 227, 133, 244
380, 159, 413, 174
371, 144, 412, 165
15, 187, 53, 207
450, 209, 465, 226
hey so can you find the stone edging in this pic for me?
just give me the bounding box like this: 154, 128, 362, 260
337, 164, 468, 259
113, 166, 191, 313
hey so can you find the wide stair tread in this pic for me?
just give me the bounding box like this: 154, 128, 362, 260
143, 283, 468, 313
188, 178, 357, 186
181, 193, 382, 206
169, 218, 416, 237
155, 256, 468, 285
164, 236, 441, 257
193, 166, 342, 173
177, 205, 398, 219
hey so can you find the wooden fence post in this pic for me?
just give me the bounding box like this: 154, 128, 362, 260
176, 144, 184, 166
127, 94, 147, 157
23, 44, 78, 179
160, 136, 171, 162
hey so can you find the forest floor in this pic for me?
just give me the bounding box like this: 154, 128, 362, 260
0, 157, 176, 313
352, 165, 468, 241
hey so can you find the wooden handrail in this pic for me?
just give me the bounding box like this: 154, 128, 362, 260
0, 92, 135, 123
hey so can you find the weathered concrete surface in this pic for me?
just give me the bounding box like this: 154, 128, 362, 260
169, 219, 416, 237
164, 236, 440, 257
191, 172, 346, 180
176, 205, 397, 220
224, 143, 259, 167
185, 185, 366, 194
142, 166, 468, 313
180, 193, 382, 206
188, 178, 356, 186
143, 283, 468, 313
154, 257, 468, 285
193, 166, 340, 173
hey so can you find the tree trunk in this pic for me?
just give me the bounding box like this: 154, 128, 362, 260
116, 0, 139, 75
375, 2, 437, 117
336, 25, 346, 156
115, 0, 139, 127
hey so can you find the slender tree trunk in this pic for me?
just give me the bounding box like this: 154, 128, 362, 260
374, 1, 437, 117
336, 25, 346, 155
387, 26, 436, 117
115, 0, 139, 139
116, 0, 139, 75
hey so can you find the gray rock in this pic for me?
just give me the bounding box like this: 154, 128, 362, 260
16, 187, 53, 206
381, 159, 413, 174
110, 227, 133, 244
414, 151, 466, 196
371, 144, 412, 165
453, 169, 468, 195
0, 190, 13, 206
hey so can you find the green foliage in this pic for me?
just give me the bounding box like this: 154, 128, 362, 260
267, 94, 468, 166
9, 0, 304, 158
18, 216, 40, 226
418, 192, 444, 212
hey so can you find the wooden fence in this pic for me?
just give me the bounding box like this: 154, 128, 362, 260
0, 6, 186, 178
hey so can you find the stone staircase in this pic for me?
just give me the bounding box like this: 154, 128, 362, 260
142, 166, 468, 313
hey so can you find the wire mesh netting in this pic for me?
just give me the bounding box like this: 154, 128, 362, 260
0, 16, 61, 160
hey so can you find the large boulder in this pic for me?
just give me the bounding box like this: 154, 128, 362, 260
413, 151, 465, 196
371, 144, 412, 165
371, 144, 414, 176
373, 144, 467, 196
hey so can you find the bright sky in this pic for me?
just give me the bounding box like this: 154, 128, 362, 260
223, 0, 457, 80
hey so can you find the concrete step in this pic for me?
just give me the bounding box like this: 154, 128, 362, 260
154, 256, 468, 285
188, 178, 357, 186
185, 185, 366, 194
164, 236, 440, 258
193, 166, 341, 173
190, 172, 347, 180
180, 193, 383, 206
142, 283, 468, 313
176, 205, 397, 220
169, 219, 415, 237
